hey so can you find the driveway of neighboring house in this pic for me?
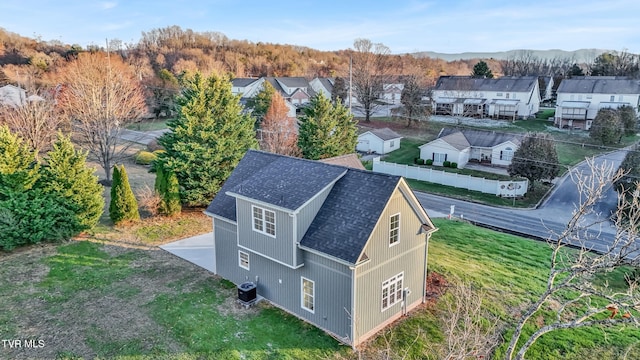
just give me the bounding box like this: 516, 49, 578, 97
119, 129, 169, 145
160, 233, 215, 272
463, 162, 509, 176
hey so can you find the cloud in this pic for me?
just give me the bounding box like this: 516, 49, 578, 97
100, 1, 117, 10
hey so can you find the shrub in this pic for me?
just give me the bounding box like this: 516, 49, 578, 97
450, 162, 458, 168
109, 165, 140, 224
147, 138, 164, 152
137, 184, 162, 218
425, 159, 433, 166
154, 165, 181, 216
443, 160, 451, 167
417, 159, 425, 165
135, 151, 157, 165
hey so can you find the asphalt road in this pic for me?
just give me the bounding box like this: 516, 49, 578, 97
415, 148, 633, 254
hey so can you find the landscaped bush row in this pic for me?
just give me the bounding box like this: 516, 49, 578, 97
414, 157, 457, 168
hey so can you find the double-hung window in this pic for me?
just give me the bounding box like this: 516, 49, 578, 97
301, 277, 315, 313
382, 273, 404, 310
252, 205, 276, 237
238, 251, 250, 270
389, 213, 400, 246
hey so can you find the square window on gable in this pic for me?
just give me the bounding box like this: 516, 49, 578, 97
252, 205, 276, 237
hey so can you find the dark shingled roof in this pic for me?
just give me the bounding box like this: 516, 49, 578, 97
231, 78, 261, 87
557, 77, 640, 94
228, 157, 346, 211
299, 169, 400, 264
438, 127, 521, 148
434, 75, 537, 93
206, 150, 403, 264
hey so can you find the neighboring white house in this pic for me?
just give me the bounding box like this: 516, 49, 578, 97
0, 85, 26, 107
357, 128, 402, 154
419, 127, 521, 168
309, 77, 334, 99
231, 78, 265, 98
554, 76, 640, 130
431, 76, 541, 120
383, 83, 404, 105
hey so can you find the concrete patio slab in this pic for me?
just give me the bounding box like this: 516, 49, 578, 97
160, 232, 215, 272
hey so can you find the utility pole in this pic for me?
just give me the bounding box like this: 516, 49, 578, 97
349, 54, 353, 113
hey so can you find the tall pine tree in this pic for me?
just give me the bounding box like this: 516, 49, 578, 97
38, 133, 104, 231
156, 72, 258, 206
109, 164, 140, 224
298, 93, 358, 160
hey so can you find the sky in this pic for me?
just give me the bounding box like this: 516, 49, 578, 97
1, 0, 639, 55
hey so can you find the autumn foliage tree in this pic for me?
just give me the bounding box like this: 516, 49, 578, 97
56, 52, 147, 183
260, 92, 300, 156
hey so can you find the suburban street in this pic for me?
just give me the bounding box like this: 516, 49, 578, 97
416, 148, 632, 254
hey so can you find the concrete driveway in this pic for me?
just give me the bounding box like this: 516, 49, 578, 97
160, 232, 215, 272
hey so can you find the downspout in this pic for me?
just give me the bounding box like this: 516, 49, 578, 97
422, 232, 430, 304
350, 265, 357, 349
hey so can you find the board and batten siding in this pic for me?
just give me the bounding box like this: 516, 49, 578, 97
236, 198, 296, 267
354, 185, 427, 343
214, 214, 353, 341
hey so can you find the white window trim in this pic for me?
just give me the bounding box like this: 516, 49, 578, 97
251, 205, 276, 237
381, 272, 404, 311
301, 277, 315, 313
389, 213, 400, 247
238, 250, 250, 270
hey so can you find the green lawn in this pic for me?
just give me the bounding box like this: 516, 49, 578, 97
365, 219, 640, 359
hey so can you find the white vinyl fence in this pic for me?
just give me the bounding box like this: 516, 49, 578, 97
373, 158, 528, 197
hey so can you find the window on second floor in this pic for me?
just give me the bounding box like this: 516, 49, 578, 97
389, 213, 400, 246
252, 205, 276, 237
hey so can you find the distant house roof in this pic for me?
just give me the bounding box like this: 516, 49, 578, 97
206, 150, 421, 264
320, 153, 366, 170
276, 77, 311, 88
434, 76, 538, 93
557, 77, 640, 94
315, 77, 334, 93
436, 127, 521, 148
363, 127, 402, 141
231, 78, 261, 87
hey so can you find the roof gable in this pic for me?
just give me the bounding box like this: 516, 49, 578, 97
227, 156, 346, 212
438, 127, 521, 148
364, 127, 402, 141
299, 169, 402, 263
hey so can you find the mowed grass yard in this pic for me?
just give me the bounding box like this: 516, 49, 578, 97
1, 219, 638, 359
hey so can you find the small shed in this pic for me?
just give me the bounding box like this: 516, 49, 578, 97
357, 128, 402, 154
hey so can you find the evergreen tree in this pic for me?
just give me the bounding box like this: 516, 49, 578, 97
508, 132, 559, 190
38, 133, 104, 231
614, 145, 640, 196
331, 77, 348, 104
154, 165, 181, 216
0, 125, 39, 198
109, 164, 140, 224
472, 60, 494, 78
618, 105, 638, 136
568, 63, 585, 77
156, 72, 258, 206
590, 108, 623, 145
246, 81, 276, 126
298, 93, 358, 160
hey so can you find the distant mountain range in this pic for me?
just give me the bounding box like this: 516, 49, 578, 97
413, 49, 610, 62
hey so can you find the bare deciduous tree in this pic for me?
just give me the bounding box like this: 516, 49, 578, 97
350, 38, 392, 122
260, 92, 300, 157
56, 52, 147, 183
0, 94, 65, 157
506, 158, 640, 360
437, 280, 500, 360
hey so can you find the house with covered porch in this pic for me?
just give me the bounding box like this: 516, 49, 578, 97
554, 76, 640, 130
431, 76, 541, 120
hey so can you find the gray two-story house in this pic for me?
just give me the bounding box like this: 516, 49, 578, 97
205, 150, 437, 347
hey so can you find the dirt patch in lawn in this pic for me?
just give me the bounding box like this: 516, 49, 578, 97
0, 242, 217, 359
